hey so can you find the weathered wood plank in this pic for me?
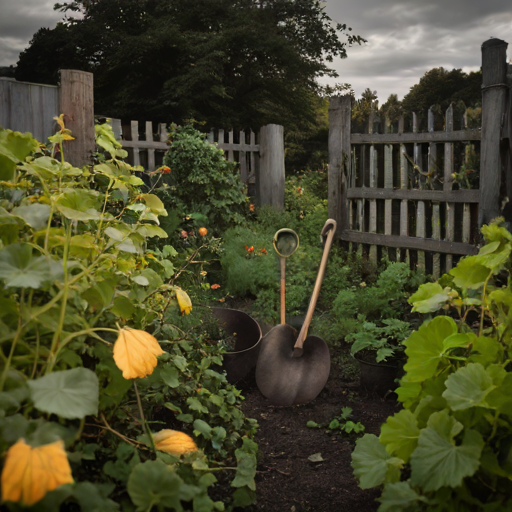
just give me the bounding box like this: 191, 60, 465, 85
399, 116, 409, 263
328, 96, 351, 235
444, 104, 455, 271
479, 38, 509, 226
351, 129, 481, 144
428, 107, 441, 278
384, 144, 393, 247
121, 140, 168, 150
59, 70, 95, 166
346, 187, 479, 203
369, 145, 377, 263
340, 230, 478, 256
258, 124, 285, 209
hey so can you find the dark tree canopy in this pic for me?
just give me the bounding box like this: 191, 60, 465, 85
16, 0, 363, 130
401, 67, 482, 115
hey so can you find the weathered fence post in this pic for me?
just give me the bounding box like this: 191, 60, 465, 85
59, 69, 95, 167
328, 95, 350, 237
479, 39, 509, 227
257, 124, 285, 209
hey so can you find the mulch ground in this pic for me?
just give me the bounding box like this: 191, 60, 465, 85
237, 356, 399, 512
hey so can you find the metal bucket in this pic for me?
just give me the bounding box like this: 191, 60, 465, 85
212, 308, 262, 383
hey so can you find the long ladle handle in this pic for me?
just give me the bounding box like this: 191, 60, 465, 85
280, 256, 286, 325
292, 219, 337, 357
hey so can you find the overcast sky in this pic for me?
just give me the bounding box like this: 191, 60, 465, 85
1, 0, 511, 103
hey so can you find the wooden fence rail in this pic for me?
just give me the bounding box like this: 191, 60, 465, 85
329, 38, 512, 278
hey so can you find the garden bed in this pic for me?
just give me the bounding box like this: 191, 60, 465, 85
238, 357, 399, 511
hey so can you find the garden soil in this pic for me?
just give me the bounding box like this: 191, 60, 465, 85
237, 363, 398, 512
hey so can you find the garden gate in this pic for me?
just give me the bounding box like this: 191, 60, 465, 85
328, 38, 512, 278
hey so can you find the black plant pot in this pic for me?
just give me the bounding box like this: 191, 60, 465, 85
355, 353, 402, 397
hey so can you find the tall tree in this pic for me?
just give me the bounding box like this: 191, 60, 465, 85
16, 0, 364, 130
401, 67, 481, 115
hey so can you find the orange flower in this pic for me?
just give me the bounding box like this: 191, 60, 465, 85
249, 204, 255, 212
211, 284, 220, 290
245, 245, 254, 253
153, 430, 197, 456
180, 230, 188, 238
160, 166, 171, 174
1, 439, 73, 506
198, 227, 208, 237
260, 248, 267, 255
113, 328, 164, 379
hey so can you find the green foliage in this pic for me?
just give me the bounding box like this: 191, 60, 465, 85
159, 124, 247, 235
352, 219, 512, 511
347, 318, 412, 363
220, 199, 329, 323
307, 406, 365, 436
20, 0, 364, 130
401, 67, 482, 117
0, 124, 258, 509
326, 261, 424, 343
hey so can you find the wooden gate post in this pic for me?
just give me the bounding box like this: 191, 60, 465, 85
328, 95, 351, 236
59, 69, 95, 167
257, 124, 285, 209
479, 39, 509, 227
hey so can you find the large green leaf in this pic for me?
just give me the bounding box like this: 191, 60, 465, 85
56, 189, 101, 221
442, 363, 496, 411
141, 193, 167, 216
28, 367, 99, 419
12, 204, 51, 231
161, 366, 180, 388
378, 482, 425, 512
0, 242, 53, 288
449, 256, 491, 289
127, 459, 183, 512
231, 438, 258, 491
0, 128, 39, 180
403, 316, 458, 383
410, 410, 483, 492
351, 434, 403, 489
487, 373, 512, 418
380, 410, 420, 463
408, 283, 449, 313
73, 482, 119, 512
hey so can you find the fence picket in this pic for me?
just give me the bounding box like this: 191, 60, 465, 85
428, 107, 441, 279
444, 104, 455, 271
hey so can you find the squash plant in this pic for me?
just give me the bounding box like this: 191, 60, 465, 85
0, 123, 258, 510
352, 219, 512, 511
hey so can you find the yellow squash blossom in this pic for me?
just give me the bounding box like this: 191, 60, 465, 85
113, 328, 164, 379
174, 287, 192, 315
53, 114, 75, 140
153, 430, 197, 456
1, 439, 73, 506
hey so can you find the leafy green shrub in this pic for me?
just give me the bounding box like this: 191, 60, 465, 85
161, 124, 248, 234
347, 318, 412, 363
0, 123, 257, 509
352, 219, 512, 511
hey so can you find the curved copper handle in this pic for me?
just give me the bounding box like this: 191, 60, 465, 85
292, 219, 337, 357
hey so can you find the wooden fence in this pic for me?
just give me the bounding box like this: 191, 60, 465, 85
0, 70, 94, 167
109, 119, 285, 208
0, 69, 286, 207
328, 38, 512, 278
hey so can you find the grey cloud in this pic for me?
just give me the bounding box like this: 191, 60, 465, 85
324, 0, 512, 101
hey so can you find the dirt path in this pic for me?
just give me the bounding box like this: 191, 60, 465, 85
239, 363, 399, 511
